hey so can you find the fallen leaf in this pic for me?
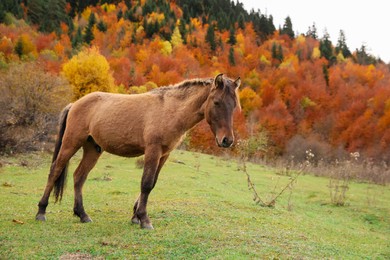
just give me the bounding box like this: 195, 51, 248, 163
12, 219, 24, 224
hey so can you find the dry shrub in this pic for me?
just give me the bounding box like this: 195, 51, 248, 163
284, 135, 389, 184
0, 62, 71, 154
285, 134, 333, 164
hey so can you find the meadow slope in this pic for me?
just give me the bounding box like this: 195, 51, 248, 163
0, 150, 389, 259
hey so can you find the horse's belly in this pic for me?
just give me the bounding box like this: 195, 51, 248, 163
104, 143, 144, 158
96, 131, 186, 158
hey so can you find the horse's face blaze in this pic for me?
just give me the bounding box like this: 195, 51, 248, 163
205, 74, 241, 148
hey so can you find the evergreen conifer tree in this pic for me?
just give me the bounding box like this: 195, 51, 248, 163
14, 38, 24, 58
281, 16, 294, 39
97, 20, 107, 32
335, 30, 351, 58
179, 18, 187, 44
319, 30, 334, 62
229, 46, 235, 66
0, 0, 23, 23
238, 13, 245, 29
272, 42, 283, 62
117, 9, 123, 21
84, 13, 96, 45
205, 24, 216, 51
228, 27, 237, 45
72, 27, 83, 48
27, 0, 68, 33
322, 64, 329, 86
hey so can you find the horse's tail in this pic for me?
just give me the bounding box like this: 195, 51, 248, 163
53, 103, 72, 203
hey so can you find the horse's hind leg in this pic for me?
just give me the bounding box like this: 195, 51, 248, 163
73, 141, 101, 223
36, 145, 80, 221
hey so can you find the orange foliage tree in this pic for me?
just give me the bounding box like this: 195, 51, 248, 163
2, 1, 390, 161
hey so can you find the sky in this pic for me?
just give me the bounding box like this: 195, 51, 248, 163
239, 0, 389, 63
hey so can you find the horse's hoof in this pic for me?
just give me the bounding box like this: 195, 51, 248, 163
131, 216, 140, 225
141, 222, 154, 230
80, 216, 93, 223
35, 214, 47, 221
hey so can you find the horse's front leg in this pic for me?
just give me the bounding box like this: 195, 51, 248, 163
132, 148, 169, 229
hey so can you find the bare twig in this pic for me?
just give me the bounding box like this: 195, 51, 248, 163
240, 158, 267, 206
267, 166, 304, 207
239, 153, 306, 208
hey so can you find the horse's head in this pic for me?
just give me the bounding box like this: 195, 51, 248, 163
205, 74, 241, 148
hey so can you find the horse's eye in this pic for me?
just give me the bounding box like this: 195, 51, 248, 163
214, 101, 220, 106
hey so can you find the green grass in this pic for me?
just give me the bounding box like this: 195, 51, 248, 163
0, 150, 389, 259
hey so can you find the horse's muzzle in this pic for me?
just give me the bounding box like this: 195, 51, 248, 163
216, 137, 234, 148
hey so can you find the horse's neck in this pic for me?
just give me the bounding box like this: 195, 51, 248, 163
168, 83, 211, 130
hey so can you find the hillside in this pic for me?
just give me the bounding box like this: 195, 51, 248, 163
0, 151, 389, 258
1, 0, 390, 163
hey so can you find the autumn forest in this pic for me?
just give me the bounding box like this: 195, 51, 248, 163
1, 0, 390, 164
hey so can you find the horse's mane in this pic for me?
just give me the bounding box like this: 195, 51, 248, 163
151, 78, 213, 96
150, 77, 241, 111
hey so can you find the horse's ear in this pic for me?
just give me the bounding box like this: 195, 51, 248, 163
234, 77, 241, 89
214, 73, 224, 89
234, 77, 242, 112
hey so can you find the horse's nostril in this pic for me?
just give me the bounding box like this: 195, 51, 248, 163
222, 137, 232, 147
222, 137, 229, 145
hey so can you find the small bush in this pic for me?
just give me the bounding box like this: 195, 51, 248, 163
328, 178, 349, 206
236, 130, 268, 161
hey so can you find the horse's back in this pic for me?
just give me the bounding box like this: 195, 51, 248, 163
71, 91, 154, 119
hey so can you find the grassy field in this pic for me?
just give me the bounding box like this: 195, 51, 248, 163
0, 150, 389, 259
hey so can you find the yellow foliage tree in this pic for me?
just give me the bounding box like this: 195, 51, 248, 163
101, 3, 116, 12
14, 34, 37, 58
240, 87, 262, 116
171, 25, 183, 48
296, 34, 306, 44
161, 40, 172, 55
337, 52, 345, 63
236, 33, 245, 55
81, 7, 92, 21
279, 54, 299, 71
312, 47, 321, 59
129, 81, 157, 94
260, 55, 271, 66
62, 47, 116, 100
147, 12, 165, 23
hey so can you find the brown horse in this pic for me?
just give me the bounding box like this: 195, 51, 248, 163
35, 74, 241, 229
